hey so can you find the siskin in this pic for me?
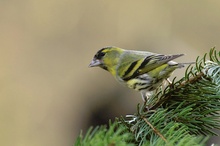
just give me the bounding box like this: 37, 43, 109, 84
89, 46, 190, 102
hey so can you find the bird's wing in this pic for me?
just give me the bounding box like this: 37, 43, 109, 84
118, 51, 184, 81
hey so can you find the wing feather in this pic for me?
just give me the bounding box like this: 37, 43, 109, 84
117, 50, 184, 81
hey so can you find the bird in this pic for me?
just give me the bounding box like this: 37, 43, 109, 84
89, 46, 190, 102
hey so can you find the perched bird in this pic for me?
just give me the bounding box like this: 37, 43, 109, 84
89, 46, 189, 102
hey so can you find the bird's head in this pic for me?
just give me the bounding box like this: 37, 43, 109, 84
89, 46, 124, 74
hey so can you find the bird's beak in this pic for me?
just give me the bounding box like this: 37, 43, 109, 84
88, 59, 102, 67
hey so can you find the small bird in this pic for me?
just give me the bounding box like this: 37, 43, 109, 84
89, 46, 189, 102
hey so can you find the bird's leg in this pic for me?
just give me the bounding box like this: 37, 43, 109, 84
141, 91, 149, 111
166, 78, 175, 89
166, 78, 172, 85
141, 92, 148, 103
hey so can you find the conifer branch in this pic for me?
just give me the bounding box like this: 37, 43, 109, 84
150, 71, 205, 110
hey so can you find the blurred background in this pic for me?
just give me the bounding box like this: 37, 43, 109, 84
0, 0, 220, 145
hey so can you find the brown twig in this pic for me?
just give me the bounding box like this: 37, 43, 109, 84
178, 72, 204, 87
142, 117, 167, 142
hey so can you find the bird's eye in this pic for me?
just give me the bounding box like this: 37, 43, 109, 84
96, 52, 105, 59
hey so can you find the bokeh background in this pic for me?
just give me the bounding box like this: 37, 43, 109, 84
1, 0, 220, 145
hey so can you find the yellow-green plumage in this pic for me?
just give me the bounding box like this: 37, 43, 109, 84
89, 46, 187, 101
